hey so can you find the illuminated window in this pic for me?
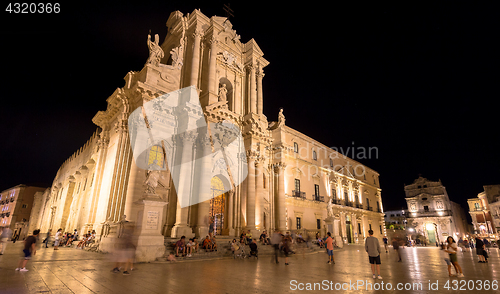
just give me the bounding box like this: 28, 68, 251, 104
312, 150, 317, 160
296, 217, 302, 229
147, 145, 164, 168
294, 142, 298, 153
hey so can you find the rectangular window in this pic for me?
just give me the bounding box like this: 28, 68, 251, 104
424, 205, 429, 212
369, 224, 372, 231
295, 179, 300, 192
314, 184, 320, 196
358, 223, 361, 234
22, 204, 27, 209
332, 189, 337, 199
317, 219, 321, 230
294, 142, 299, 153
379, 225, 383, 234
296, 217, 302, 230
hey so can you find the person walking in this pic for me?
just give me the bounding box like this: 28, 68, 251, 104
16, 229, 39, 272
0, 226, 12, 255
43, 229, 52, 248
271, 230, 282, 264
365, 229, 382, 279
283, 234, 291, 265
383, 236, 388, 253
445, 236, 464, 277
325, 232, 335, 264
392, 237, 402, 262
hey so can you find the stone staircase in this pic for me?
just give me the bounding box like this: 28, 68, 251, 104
155, 236, 337, 262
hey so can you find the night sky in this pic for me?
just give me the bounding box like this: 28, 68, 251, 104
2, 2, 499, 214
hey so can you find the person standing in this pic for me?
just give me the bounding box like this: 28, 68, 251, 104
43, 229, 52, 248
365, 229, 382, 279
16, 229, 39, 272
475, 235, 485, 263
445, 236, 464, 277
283, 234, 291, 265
0, 226, 12, 255
383, 236, 388, 253
325, 232, 335, 264
54, 228, 62, 250
271, 230, 282, 264
392, 238, 402, 262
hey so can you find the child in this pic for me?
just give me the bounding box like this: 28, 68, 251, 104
441, 243, 455, 277
167, 251, 176, 262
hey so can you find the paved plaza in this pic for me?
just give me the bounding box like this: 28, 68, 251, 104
0, 242, 499, 293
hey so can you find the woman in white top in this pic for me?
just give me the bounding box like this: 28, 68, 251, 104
445, 236, 463, 277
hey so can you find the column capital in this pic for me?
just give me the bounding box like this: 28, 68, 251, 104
272, 162, 287, 173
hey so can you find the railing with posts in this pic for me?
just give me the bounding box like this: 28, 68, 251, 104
313, 195, 325, 202
367, 206, 373, 211
332, 199, 343, 205
356, 203, 363, 209
291, 190, 306, 199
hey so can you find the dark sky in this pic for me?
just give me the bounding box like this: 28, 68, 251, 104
2, 2, 499, 213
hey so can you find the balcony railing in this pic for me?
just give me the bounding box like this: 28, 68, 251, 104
355, 203, 364, 209
332, 199, 343, 205
291, 190, 306, 199
407, 210, 452, 217
366, 206, 373, 211
313, 195, 325, 202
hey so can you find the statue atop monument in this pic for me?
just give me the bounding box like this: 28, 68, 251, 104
146, 33, 164, 67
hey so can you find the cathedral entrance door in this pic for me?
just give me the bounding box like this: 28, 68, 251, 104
209, 176, 227, 236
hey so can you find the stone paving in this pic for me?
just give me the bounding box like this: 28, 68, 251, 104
0, 241, 499, 293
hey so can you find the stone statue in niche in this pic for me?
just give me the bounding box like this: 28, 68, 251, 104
146, 33, 164, 67
218, 84, 228, 102
144, 166, 163, 194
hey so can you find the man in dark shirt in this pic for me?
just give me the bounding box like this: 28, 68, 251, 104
16, 229, 39, 272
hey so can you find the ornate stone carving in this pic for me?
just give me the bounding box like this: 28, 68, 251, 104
144, 169, 164, 195
146, 33, 164, 67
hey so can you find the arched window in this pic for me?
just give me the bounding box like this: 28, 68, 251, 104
312, 150, 317, 160
147, 145, 165, 168
294, 142, 298, 153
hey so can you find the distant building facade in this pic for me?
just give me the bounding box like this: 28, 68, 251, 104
384, 209, 408, 229
467, 185, 500, 238
0, 185, 46, 240
405, 176, 468, 244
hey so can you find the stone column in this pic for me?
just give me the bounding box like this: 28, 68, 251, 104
245, 151, 256, 231
256, 68, 264, 115
190, 29, 203, 87
170, 132, 196, 238
207, 35, 218, 105
227, 190, 235, 236
248, 65, 257, 114
255, 161, 263, 231
195, 140, 211, 238
274, 162, 286, 232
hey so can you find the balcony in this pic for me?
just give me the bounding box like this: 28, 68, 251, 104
313, 195, 325, 202
291, 190, 306, 199
332, 199, 343, 205
355, 203, 364, 209
345, 201, 354, 207
406, 210, 452, 218
366, 206, 373, 211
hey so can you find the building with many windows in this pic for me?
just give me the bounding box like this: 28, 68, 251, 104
468, 185, 500, 238
0, 185, 46, 240
405, 176, 468, 244
28, 10, 385, 261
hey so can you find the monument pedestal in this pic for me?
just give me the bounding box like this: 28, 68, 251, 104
325, 216, 343, 248
134, 194, 168, 262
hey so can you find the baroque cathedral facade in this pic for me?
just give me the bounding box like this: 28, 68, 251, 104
29, 10, 385, 261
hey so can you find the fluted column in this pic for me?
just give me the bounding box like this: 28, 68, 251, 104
207, 35, 218, 104
170, 131, 196, 238
195, 133, 212, 238
249, 65, 257, 113
255, 161, 263, 231
274, 162, 286, 231
245, 150, 257, 230
256, 67, 264, 115
190, 29, 203, 87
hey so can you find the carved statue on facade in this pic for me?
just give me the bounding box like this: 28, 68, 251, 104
144, 167, 163, 194
146, 33, 164, 67
218, 84, 228, 102
327, 198, 334, 217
